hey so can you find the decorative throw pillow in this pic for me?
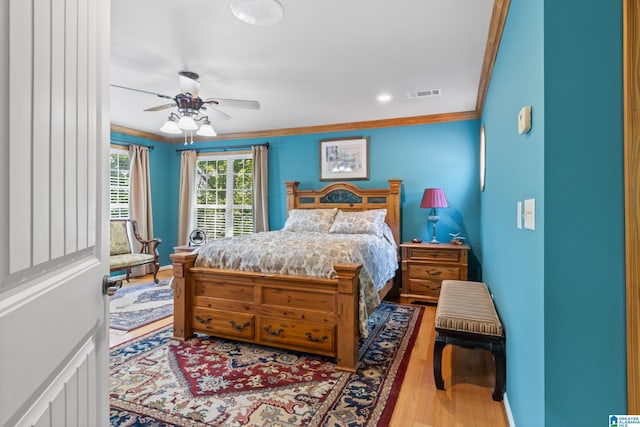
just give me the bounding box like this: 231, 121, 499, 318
329, 209, 387, 236
282, 208, 338, 233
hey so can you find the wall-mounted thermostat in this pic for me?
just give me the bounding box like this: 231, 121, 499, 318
518, 106, 532, 134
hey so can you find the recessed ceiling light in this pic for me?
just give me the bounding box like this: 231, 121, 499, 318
376, 93, 392, 103
230, 0, 284, 26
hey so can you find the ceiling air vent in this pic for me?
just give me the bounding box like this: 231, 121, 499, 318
407, 89, 441, 99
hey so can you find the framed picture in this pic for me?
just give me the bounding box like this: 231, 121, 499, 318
479, 124, 486, 191
319, 136, 370, 181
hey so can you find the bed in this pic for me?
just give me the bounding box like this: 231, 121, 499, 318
170, 179, 402, 372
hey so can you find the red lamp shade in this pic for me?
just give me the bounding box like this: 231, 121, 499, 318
420, 188, 448, 209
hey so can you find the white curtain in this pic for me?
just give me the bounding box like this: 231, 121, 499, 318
129, 145, 154, 275
252, 144, 269, 232
178, 150, 197, 245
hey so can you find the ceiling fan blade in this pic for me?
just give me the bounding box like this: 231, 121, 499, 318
204, 98, 260, 110
144, 103, 175, 112
202, 103, 232, 120
111, 84, 174, 100
179, 73, 201, 97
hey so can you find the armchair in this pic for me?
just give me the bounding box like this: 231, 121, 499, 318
109, 219, 161, 283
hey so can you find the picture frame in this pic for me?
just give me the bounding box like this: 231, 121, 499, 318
479, 124, 486, 191
319, 136, 370, 181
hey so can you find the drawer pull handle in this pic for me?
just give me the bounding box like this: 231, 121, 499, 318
264, 326, 284, 336
195, 315, 213, 325
305, 332, 328, 343
427, 270, 442, 276
230, 320, 250, 331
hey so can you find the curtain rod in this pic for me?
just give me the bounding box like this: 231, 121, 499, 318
175, 142, 269, 153
111, 139, 155, 150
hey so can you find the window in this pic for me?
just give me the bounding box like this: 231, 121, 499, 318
194, 153, 253, 239
109, 148, 130, 219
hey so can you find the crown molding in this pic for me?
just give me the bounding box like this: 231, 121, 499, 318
110, 124, 174, 142
111, 111, 479, 144
476, 0, 511, 116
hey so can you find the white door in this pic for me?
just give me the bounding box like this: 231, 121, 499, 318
0, 0, 110, 425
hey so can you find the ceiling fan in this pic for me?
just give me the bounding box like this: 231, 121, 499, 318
112, 71, 260, 138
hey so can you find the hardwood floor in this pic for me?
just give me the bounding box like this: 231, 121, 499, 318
109, 269, 509, 427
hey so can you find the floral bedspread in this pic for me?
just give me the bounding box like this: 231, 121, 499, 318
194, 230, 399, 336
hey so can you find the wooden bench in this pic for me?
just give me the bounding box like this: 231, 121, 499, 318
433, 280, 506, 401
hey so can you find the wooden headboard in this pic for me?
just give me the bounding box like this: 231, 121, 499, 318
285, 179, 402, 245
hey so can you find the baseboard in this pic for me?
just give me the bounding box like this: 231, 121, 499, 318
504, 392, 516, 427
159, 264, 172, 272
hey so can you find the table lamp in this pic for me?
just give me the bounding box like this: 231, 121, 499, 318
420, 188, 448, 244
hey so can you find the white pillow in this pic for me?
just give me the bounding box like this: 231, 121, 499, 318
329, 209, 387, 236
282, 208, 338, 233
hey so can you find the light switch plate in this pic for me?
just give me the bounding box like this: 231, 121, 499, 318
524, 198, 535, 230
517, 201, 522, 229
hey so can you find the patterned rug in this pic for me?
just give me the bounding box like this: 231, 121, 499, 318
109, 278, 173, 331
109, 302, 423, 426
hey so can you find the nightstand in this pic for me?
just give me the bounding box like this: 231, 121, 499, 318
174, 245, 199, 254
400, 242, 469, 304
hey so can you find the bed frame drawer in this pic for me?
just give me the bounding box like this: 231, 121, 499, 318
192, 307, 255, 339
259, 316, 336, 355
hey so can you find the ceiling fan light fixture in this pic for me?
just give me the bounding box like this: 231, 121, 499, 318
196, 123, 217, 137
230, 0, 283, 26
177, 115, 198, 130
160, 118, 181, 134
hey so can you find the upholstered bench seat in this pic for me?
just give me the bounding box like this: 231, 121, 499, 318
433, 280, 506, 401
435, 280, 504, 336
109, 253, 156, 271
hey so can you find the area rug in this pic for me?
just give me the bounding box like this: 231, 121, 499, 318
109, 302, 423, 426
109, 278, 173, 331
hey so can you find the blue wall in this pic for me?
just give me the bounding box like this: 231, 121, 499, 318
113, 120, 483, 273
481, 0, 626, 425
480, 0, 545, 424
543, 0, 625, 425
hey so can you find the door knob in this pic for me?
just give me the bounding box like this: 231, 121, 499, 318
102, 275, 122, 296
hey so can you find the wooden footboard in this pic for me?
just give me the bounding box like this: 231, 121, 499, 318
170, 251, 363, 372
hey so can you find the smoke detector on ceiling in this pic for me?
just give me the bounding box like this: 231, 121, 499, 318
407, 89, 442, 99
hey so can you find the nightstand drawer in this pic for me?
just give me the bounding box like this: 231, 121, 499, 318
406, 247, 462, 263
407, 264, 461, 281
408, 279, 442, 297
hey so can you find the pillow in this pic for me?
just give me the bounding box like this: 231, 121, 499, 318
282, 208, 338, 233
329, 209, 387, 236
